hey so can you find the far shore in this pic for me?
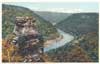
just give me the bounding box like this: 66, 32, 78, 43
44, 35, 63, 47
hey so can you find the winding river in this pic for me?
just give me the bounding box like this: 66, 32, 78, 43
44, 29, 74, 52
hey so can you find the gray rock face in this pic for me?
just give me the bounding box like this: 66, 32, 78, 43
12, 17, 44, 62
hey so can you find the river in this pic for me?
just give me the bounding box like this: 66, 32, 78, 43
44, 29, 74, 52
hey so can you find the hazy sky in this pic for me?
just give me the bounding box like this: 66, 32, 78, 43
3, 2, 99, 13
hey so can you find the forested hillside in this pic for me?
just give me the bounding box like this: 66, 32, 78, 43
34, 11, 72, 24
56, 13, 98, 36
2, 4, 59, 40
47, 32, 98, 62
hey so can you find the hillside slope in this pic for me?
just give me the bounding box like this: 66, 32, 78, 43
34, 11, 72, 24
2, 4, 59, 40
47, 32, 98, 62
56, 13, 98, 36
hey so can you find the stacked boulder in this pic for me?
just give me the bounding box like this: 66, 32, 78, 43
12, 16, 44, 62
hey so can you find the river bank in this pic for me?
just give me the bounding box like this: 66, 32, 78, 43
44, 29, 74, 52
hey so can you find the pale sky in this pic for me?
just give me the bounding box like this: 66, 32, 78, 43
3, 2, 99, 13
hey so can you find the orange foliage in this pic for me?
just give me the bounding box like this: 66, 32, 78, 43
2, 39, 23, 62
